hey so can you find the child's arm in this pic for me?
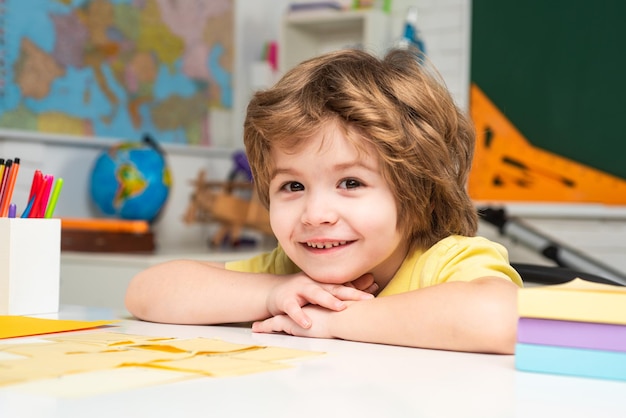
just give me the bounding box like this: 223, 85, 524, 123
125, 260, 374, 326
251, 276, 519, 354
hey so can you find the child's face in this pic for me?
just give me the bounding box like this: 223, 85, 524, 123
268, 121, 407, 288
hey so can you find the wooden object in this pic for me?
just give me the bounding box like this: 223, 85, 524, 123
184, 170, 272, 246
60, 218, 154, 253
61, 218, 150, 234
61, 229, 155, 253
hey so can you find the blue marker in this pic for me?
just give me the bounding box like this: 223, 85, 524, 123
21, 196, 34, 218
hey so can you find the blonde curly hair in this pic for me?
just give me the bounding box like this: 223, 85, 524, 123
244, 48, 477, 252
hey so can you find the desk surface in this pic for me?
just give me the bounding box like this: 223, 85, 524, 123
1, 306, 626, 418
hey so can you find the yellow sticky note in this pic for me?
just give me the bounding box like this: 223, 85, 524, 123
0, 331, 325, 394
134, 338, 262, 355
149, 355, 291, 377
47, 332, 172, 346
4, 366, 197, 398
0, 316, 118, 339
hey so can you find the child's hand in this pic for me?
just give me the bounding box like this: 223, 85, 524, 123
267, 273, 375, 329
345, 273, 380, 295
252, 304, 335, 338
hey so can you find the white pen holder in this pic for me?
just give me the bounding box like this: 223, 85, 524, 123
0, 218, 61, 315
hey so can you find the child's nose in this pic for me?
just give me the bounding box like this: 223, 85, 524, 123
300, 192, 338, 226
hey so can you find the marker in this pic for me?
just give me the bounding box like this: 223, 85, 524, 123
37, 175, 54, 217
44, 178, 63, 218
0, 159, 5, 211
25, 169, 43, 217
21, 195, 35, 218
0, 159, 11, 199
29, 176, 48, 218
0, 158, 20, 217
0, 159, 13, 215
0, 159, 5, 187
8, 203, 16, 218
28, 169, 43, 202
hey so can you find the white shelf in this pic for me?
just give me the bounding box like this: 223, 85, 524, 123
280, 9, 391, 72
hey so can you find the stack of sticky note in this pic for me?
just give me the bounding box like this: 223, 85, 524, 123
516, 278, 626, 381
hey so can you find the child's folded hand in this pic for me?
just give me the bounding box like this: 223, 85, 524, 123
267, 273, 374, 329
252, 304, 334, 338
345, 273, 380, 296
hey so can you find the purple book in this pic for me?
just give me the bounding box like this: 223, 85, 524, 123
518, 317, 626, 352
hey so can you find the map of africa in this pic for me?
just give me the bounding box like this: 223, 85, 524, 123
0, 0, 233, 146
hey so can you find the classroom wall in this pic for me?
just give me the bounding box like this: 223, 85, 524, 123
0, 132, 235, 250
0, 0, 471, 251
232, 0, 472, 146
410, 0, 471, 110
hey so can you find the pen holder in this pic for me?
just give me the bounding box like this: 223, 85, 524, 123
0, 218, 61, 315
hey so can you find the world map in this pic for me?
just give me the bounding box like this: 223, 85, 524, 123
0, 0, 233, 146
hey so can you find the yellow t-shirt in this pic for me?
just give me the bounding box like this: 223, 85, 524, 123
225, 235, 523, 296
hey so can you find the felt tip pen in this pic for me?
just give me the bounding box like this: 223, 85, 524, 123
38, 175, 54, 217
0, 159, 12, 209
44, 178, 63, 218
8, 203, 16, 218
28, 169, 43, 202
0, 159, 5, 186
0, 158, 20, 217
21, 196, 35, 218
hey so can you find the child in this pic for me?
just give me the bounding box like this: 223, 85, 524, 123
125, 48, 523, 354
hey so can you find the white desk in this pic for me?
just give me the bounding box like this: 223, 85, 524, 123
1, 306, 625, 418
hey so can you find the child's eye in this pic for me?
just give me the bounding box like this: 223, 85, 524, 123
281, 181, 305, 192
338, 178, 362, 189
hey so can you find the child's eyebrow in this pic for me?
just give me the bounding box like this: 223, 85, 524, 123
333, 161, 378, 173
269, 167, 297, 179
270, 161, 377, 179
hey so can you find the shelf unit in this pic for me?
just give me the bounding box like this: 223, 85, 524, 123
279, 9, 391, 72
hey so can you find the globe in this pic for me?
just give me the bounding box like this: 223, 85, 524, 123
90, 137, 171, 222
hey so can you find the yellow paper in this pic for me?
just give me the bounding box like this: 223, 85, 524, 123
5, 367, 197, 398
133, 338, 263, 355
0, 316, 118, 339
0, 349, 179, 386
148, 355, 291, 377
0, 342, 107, 356
233, 346, 324, 362
47, 332, 173, 346
0, 332, 324, 395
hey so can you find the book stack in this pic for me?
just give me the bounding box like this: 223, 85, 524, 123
516, 278, 626, 381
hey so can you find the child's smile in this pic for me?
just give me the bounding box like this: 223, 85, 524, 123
304, 240, 350, 249
268, 120, 408, 289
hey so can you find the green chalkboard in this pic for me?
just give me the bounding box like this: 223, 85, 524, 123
471, 1, 626, 180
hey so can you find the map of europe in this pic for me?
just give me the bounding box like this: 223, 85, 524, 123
0, 0, 233, 146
